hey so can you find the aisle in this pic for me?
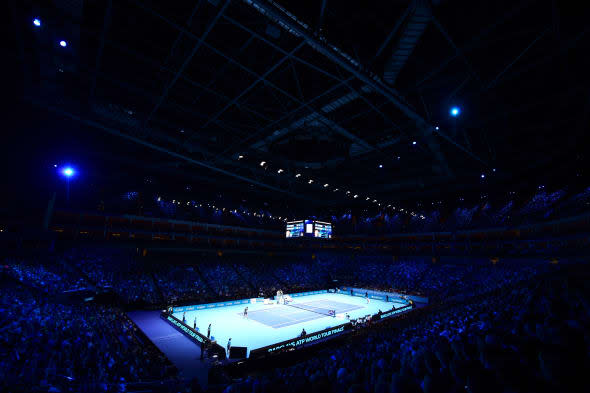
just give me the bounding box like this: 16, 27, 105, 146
127, 310, 210, 388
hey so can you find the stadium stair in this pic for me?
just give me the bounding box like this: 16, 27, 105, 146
150, 272, 165, 304
408, 265, 432, 294
65, 258, 97, 288
193, 264, 217, 298
231, 264, 257, 293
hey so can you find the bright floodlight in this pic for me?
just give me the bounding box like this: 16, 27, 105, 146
59, 40, 67, 47
450, 107, 460, 117
61, 167, 75, 177
412, 141, 417, 145
33, 18, 41, 27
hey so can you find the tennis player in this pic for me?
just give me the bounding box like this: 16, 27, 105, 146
243, 306, 248, 319
365, 291, 370, 304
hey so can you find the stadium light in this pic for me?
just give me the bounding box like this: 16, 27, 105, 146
238, 154, 244, 159
33, 18, 41, 27
61, 166, 75, 178
450, 106, 460, 117
277, 168, 284, 173
59, 166, 76, 203
378, 164, 383, 168
308, 179, 313, 184
295, 173, 301, 178
323, 183, 329, 187
435, 126, 439, 130
59, 40, 67, 47
260, 161, 266, 166
481, 174, 485, 178
412, 141, 417, 145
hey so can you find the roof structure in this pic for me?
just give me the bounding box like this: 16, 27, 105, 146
8, 0, 590, 212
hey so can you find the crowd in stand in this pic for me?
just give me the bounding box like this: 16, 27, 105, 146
3, 250, 547, 308
0, 275, 178, 392
221, 266, 588, 393
1, 247, 586, 392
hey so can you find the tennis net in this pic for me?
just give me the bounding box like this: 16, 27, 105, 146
286, 302, 335, 317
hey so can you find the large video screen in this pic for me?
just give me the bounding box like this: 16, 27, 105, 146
314, 221, 332, 239
286, 221, 304, 238
286, 220, 332, 239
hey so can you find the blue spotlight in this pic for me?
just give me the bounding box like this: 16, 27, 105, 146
450, 107, 460, 117
412, 141, 417, 145
61, 166, 75, 178
59, 40, 67, 47
378, 164, 383, 168
33, 18, 41, 27
480, 173, 485, 179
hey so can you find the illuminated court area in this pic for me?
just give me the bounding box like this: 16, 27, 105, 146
173, 292, 406, 357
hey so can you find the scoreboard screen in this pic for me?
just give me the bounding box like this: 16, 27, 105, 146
314, 221, 332, 239
286, 220, 304, 238
286, 220, 332, 239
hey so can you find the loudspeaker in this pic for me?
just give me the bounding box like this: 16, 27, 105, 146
229, 346, 247, 359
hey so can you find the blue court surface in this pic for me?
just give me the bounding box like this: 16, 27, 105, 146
174, 293, 405, 357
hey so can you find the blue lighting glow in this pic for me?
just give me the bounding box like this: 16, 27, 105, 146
450, 107, 460, 117
61, 166, 75, 178
59, 40, 67, 47
33, 18, 41, 27
481, 174, 485, 179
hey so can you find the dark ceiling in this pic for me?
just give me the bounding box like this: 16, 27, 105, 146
7, 0, 590, 214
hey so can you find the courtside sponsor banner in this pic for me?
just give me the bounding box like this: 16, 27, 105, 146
172, 298, 264, 313
164, 314, 208, 344
341, 287, 427, 303
378, 304, 412, 319
250, 323, 350, 358
287, 289, 328, 298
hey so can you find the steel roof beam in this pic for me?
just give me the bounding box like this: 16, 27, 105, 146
27, 96, 327, 204
185, 41, 305, 145
143, 0, 231, 125
242, 0, 485, 166
89, 0, 112, 100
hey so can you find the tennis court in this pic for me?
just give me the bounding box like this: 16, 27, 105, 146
173, 292, 406, 357
243, 299, 363, 328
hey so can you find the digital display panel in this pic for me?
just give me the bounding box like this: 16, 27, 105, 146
286, 220, 332, 239
314, 221, 332, 239
286, 221, 304, 238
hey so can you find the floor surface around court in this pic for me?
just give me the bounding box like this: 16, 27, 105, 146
173, 292, 405, 357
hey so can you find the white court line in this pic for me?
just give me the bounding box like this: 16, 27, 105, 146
271, 313, 324, 329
